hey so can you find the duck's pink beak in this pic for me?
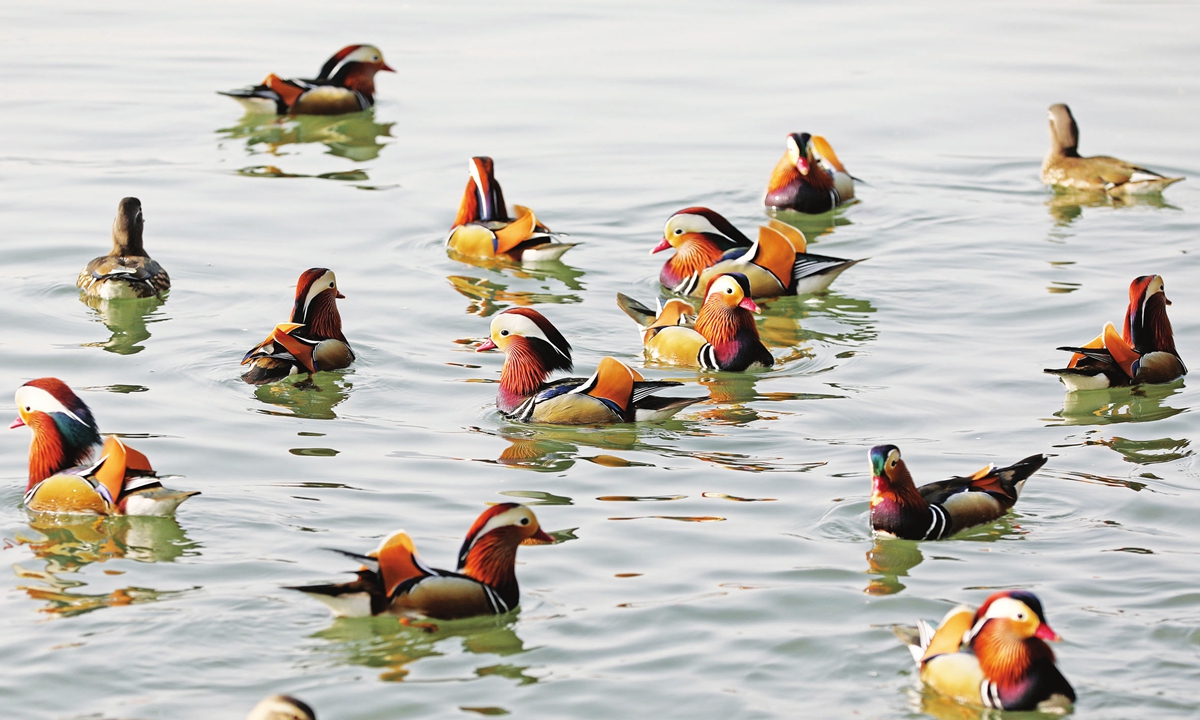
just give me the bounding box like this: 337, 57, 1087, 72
738, 297, 760, 313
9, 417, 25, 429
380, 62, 396, 72
1035, 623, 1061, 642
796, 157, 810, 175
651, 238, 672, 254
476, 338, 497, 352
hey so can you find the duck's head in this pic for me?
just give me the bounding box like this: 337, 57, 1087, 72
111, 196, 145, 255
457, 503, 553, 570
654, 207, 751, 254
1127, 274, 1175, 355
703, 273, 758, 313
290, 268, 344, 328
465, 156, 508, 224
869, 444, 915, 507
12, 378, 101, 485
245, 694, 317, 720
1047, 103, 1079, 154
970, 590, 1061, 643
318, 44, 394, 80
476, 307, 573, 372
786, 133, 817, 176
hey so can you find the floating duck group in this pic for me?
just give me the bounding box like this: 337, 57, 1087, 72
10, 44, 1189, 718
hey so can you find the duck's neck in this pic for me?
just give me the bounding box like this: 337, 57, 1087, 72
1130, 296, 1179, 357
499, 338, 550, 413
694, 301, 759, 364
662, 237, 724, 289
27, 413, 98, 488
304, 291, 347, 343
973, 625, 1055, 690
336, 64, 377, 101
111, 220, 145, 257
461, 532, 520, 607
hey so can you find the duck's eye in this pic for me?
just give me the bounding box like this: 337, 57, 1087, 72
329, 282, 334, 288
500, 329, 509, 336
725, 287, 733, 294
519, 517, 530, 525
24, 406, 30, 412
1016, 612, 1027, 621
373, 56, 379, 61
674, 228, 683, 235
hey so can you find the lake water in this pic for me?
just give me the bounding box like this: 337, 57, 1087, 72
1, 1, 1198, 718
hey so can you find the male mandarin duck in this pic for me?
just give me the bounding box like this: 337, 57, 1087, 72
616, 273, 773, 371
1041, 104, 1183, 196
220, 45, 393, 115
895, 590, 1075, 711
654, 209, 861, 298
445, 157, 577, 262
242, 268, 354, 385
764, 133, 856, 213
77, 197, 170, 300
869, 445, 1046, 540
10, 378, 197, 516
476, 307, 701, 423
246, 695, 316, 720
289, 503, 553, 620
1046, 275, 1185, 392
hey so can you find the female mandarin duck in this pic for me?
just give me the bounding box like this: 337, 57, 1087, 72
476, 307, 700, 423
654, 209, 861, 298
246, 695, 316, 720
220, 45, 393, 115
870, 445, 1046, 540
764, 133, 856, 213
290, 503, 553, 620
1047, 275, 1185, 392
445, 157, 577, 262
77, 197, 170, 300
616, 273, 773, 371
10, 378, 197, 516
896, 590, 1075, 711
1041, 104, 1183, 196
242, 268, 354, 385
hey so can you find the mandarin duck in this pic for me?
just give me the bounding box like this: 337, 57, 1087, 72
246, 695, 316, 720
220, 45, 393, 115
476, 308, 701, 423
895, 590, 1075, 711
869, 445, 1046, 540
1041, 104, 1183, 196
77, 197, 170, 300
764, 133, 855, 213
10, 378, 197, 516
290, 503, 553, 620
1046, 275, 1185, 392
616, 273, 773, 371
654, 209, 861, 298
445, 157, 577, 262
242, 268, 355, 385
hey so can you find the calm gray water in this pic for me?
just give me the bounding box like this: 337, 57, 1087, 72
1, 1, 1198, 718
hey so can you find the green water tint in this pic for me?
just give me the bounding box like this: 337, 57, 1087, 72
217, 109, 394, 163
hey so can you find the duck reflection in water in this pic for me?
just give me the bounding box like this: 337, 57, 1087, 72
447, 266, 584, 318
312, 614, 538, 684
1046, 188, 1179, 227
218, 108, 394, 163
253, 371, 353, 420
864, 538, 924, 596
79, 293, 166, 355
13, 514, 197, 616
1049, 379, 1185, 427
765, 206, 854, 242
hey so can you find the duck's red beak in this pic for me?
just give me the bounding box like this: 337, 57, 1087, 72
523, 527, 555, 545
9, 417, 25, 429
336, 291, 346, 299
651, 238, 672, 254
738, 297, 760, 313
796, 157, 810, 175
476, 338, 497, 352
380, 62, 396, 72
1035, 623, 1061, 642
